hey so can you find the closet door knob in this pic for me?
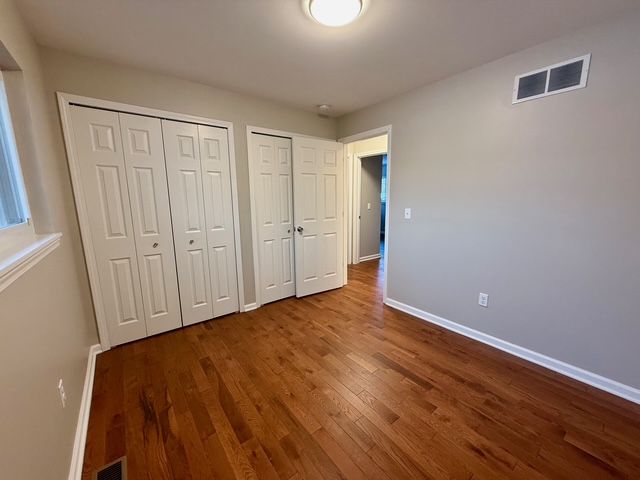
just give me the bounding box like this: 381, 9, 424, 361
152, 242, 159, 248
296, 226, 304, 234
189, 239, 195, 245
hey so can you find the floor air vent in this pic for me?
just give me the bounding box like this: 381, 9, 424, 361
93, 457, 127, 480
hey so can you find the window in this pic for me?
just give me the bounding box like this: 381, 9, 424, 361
0, 67, 60, 294
0, 71, 29, 231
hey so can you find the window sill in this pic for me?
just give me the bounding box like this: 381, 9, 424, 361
0, 232, 62, 293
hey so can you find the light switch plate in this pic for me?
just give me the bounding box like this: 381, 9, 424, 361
404, 208, 411, 219
478, 293, 489, 307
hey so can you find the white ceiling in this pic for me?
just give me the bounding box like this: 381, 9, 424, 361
16, 0, 640, 116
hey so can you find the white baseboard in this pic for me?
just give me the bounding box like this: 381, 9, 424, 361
359, 253, 381, 262
243, 302, 258, 312
68, 344, 102, 480
385, 298, 640, 405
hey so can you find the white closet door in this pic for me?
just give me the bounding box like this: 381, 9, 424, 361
70, 106, 147, 345
251, 133, 295, 304
162, 119, 213, 326
119, 113, 182, 335
292, 137, 344, 297
198, 125, 239, 317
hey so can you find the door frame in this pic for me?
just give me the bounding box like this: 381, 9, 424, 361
58, 92, 246, 351
246, 126, 347, 310
339, 125, 393, 303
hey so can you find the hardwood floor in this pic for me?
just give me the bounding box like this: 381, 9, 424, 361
83, 259, 640, 479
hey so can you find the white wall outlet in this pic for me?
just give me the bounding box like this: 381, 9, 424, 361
367, 202, 371, 210
57, 379, 67, 408
478, 293, 489, 308
404, 207, 412, 219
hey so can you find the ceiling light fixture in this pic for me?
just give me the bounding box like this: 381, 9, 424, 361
308, 0, 362, 27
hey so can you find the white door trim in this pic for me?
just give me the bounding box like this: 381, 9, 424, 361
58, 92, 245, 350
339, 125, 392, 303
246, 125, 345, 309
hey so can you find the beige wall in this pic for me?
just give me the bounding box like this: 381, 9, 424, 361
38, 47, 337, 306
359, 155, 383, 259
0, 1, 98, 478
339, 10, 640, 390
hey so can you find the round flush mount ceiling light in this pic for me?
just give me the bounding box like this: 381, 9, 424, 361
308, 0, 363, 27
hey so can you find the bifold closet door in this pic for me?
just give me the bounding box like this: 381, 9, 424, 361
118, 113, 182, 336
251, 133, 295, 304
198, 125, 239, 316
162, 120, 214, 325
292, 137, 344, 297
70, 106, 147, 345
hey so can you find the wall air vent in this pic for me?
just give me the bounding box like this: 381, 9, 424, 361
513, 54, 591, 104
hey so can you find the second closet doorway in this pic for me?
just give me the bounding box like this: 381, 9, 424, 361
249, 129, 345, 306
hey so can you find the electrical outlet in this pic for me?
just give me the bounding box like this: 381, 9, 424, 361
367, 202, 371, 210
58, 379, 67, 408
478, 293, 489, 308
404, 207, 411, 219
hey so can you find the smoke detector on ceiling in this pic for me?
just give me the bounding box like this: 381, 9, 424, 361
317, 104, 332, 118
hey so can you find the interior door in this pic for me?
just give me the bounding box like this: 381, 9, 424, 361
119, 113, 182, 335
70, 105, 147, 345
292, 137, 344, 297
251, 133, 295, 304
198, 125, 239, 317
162, 119, 213, 325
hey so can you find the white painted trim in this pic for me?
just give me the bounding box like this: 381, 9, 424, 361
0, 232, 61, 293
245, 125, 344, 308
359, 253, 381, 262
67, 344, 102, 480
385, 298, 640, 405
243, 302, 258, 312
247, 125, 330, 141
339, 125, 392, 303
57, 92, 245, 350
512, 53, 591, 104
57, 92, 234, 128
338, 125, 393, 145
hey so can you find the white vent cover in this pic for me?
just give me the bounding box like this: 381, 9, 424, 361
513, 54, 591, 104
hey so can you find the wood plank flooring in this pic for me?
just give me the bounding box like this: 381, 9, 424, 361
83, 259, 640, 479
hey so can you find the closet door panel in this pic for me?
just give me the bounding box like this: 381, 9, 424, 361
275, 137, 296, 298
162, 120, 213, 325
292, 137, 344, 297
198, 125, 239, 317
254, 135, 281, 303
70, 106, 147, 346
251, 134, 295, 304
119, 113, 182, 335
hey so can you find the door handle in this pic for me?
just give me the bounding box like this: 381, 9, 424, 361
296, 226, 304, 234
287, 229, 291, 234
152, 242, 159, 248
189, 239, 195, 245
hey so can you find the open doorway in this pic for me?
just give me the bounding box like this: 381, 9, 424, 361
359, 153, 385, 262
343, 129, 391, 295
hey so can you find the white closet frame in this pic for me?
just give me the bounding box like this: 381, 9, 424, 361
58, 92, 245, 351
246, 125, 349, 310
